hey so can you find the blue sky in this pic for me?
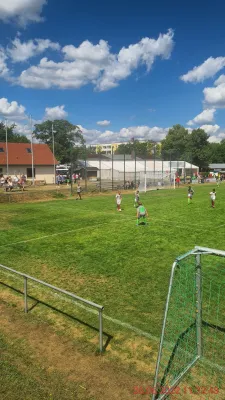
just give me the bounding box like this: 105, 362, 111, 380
1, 0, 225, 143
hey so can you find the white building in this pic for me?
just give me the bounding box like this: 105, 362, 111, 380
79, 158, 199, 182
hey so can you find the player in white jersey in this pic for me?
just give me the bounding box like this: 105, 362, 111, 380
115, 191, 122, 211
134, 190, 140, 207
209, 189, 216, 208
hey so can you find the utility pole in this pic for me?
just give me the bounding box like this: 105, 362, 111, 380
30, 115, 35, 185
5, 120, 9, 176
52, 123, 56, 184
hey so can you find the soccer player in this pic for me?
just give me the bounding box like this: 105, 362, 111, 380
188, 186, 194, 204
210, 189, 216, 208
76, 183, 82, 200
134, 189, 140, 207
116, 191, 122, 211
136, 202, 148, 225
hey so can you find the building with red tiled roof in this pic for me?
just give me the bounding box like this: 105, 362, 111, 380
0, 143, 58, 184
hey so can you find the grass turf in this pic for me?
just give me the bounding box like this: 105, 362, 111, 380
0, 185, 225, 335
0, 184, 225, 398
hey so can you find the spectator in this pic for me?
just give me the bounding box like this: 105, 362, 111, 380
13, 175, 19, 184
0, 174, 5, 187
19, 174, 26, 191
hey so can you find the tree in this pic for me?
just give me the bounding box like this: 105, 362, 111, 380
185, 128, 210, 169
161, 124, 189, 160
0, 122, 30, 143
115, 140, 161, 158
33, 120, 84, 163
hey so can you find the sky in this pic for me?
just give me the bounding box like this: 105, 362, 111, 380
1, 0, 225, 144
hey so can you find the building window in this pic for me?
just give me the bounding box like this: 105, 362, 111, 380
0, 168, 3, 174
27, 168, 35, 178
0, 148, 4, 152
26, 148, 32, 153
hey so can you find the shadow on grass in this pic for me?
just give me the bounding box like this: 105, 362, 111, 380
155, 320, 225, 399
0, 281, 113, 351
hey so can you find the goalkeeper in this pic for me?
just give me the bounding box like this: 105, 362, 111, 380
136, 202, 148, 225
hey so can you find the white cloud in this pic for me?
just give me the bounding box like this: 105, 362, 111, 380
214, 74, 225, 86
203, 83, 225, 107
7, 38, 60, 62
0, 47, 10, 78
208, 132, 225, 143
13, 121, 32, 136
187, 108, 216, 126
62, 40, 111, 63
0, 0, 47, 26
0, 97, 27, 120
180, 57, 225, 83
17, 29, 174, 91
97, 120, 111, 126
96, 29, 174, 91
80, 124, 169, 144
200, 124, 220, 135
44, 105, 68, 120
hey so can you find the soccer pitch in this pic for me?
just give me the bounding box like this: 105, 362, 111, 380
0, 184, 225, 399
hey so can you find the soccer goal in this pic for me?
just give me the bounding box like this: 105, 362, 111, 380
152, 246, 225, 400
138, 171, 176, 192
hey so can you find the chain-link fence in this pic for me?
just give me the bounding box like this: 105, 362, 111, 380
71, 150, 200, 192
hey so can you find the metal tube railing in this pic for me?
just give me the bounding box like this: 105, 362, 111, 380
0, 263, 104, 352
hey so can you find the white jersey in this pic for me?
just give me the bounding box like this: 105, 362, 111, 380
116, 194, 122, 204
210, 191, 216, 200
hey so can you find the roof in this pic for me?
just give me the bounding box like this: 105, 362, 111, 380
76, 166, 99, 171
83, 159, 198, 172
0, 143, 58, 166
209, 164, 225, 169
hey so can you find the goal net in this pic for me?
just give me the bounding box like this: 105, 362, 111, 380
138, 171, 176, 192
152, 246, 225, 400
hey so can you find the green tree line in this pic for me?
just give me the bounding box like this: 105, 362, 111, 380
115, 124, 225, 170
1, 121, 225, 169
0, 122, 30, 143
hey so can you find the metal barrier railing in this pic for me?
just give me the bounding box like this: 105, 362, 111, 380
0, 263, 104, 352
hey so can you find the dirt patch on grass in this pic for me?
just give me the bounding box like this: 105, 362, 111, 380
0, 301, 145, 400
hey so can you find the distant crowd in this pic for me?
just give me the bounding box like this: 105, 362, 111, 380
0, 174, 27, 192
56, 173, 81, 185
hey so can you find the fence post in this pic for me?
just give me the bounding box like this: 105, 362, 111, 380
154, 145, 156, 187
124, 152, 126, 189
134, 150, 136, 188
99, 308, 103, 353
112, 147, 114, 191
195, 253, 202, 358
99, 153, 101, 192
24, 276, 28, 313
84, 145, 87, 191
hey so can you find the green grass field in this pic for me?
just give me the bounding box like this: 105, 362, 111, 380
0, 184, 225, 399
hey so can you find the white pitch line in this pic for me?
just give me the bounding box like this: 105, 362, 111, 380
1, 275, 224, 372
0, 212, 224, 249
52, 291, 159, 341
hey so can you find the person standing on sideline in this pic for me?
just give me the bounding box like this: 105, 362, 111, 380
210, 189, 216, 208
76, 183, 82, 200
116, 191, 122, 211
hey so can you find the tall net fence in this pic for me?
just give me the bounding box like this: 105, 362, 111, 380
152, 247, 225, 400
72, 152, 199, 192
